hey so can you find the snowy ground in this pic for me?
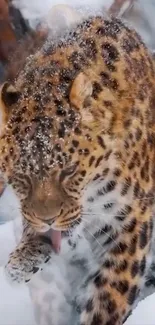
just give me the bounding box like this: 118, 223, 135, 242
1, 0, 155, 324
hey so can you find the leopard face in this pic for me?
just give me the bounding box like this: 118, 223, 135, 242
0, 16, 155, 237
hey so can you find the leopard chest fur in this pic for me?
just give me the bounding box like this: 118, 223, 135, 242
59, 172, 136, 266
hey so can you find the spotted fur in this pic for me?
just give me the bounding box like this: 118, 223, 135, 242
0, 16, 155, 325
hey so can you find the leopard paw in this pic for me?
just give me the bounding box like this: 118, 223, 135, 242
5, 236, 52, 284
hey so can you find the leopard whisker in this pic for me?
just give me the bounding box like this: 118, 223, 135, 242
82, 212, 125, 218
75, 219, 105, 260
80, 216, 120, 250
75, 220, 118, 270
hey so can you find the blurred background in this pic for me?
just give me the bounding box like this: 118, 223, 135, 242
1, 0, 155, 85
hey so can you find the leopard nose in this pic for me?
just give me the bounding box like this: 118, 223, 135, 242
31, 198, 61, 220
30, 177, 64, 218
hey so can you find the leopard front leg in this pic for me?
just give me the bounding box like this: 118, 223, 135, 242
5, 220, 52, 283
78, 219, 152, 325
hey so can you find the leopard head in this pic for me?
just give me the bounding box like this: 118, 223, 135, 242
0, 71, 117, 233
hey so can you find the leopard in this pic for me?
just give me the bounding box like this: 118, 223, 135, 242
0, 14, 155, 325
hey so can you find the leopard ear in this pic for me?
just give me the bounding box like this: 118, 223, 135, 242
0, 82, 21, 129
69, 72, 94, 123
70, 72, 92, 109
0, 82, 21, 108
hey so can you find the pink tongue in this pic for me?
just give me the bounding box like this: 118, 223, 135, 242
51, 229, 61, 253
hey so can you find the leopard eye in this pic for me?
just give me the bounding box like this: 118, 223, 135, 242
65, 164, 77, 175
60, 163, 78, 182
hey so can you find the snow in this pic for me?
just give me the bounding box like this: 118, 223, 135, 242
126, 294, 155, 325
0, 267, 36, 325
1, 0, 155, 324
0, 221, 36, 325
